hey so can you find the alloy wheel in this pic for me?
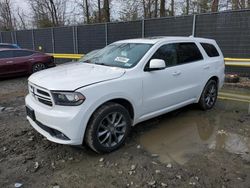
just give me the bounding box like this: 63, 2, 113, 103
97, 112, 127, 147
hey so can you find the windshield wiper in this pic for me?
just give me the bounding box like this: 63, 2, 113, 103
95, 62, 113, 67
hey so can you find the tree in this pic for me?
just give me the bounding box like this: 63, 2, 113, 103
85, 0, 90, 23
142, 0, 154, 18
211, 0, 219, 12
186, 0, 190, 14
170, 0, 174, 16
98, 0, 101, 22
240, 0, 246, 8
103, 0, 110, 22
199, 0, 209, 13
29, 0, 67, 28
160, 0, 165, 17
154, 0, 158, 17
119, 0, 141, 21
0, 0, 14, 30
16, 7, 28, 30
232, 0, 240, 9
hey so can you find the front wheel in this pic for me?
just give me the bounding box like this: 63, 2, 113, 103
199, 80, 218, 110
85, 102, 132, 153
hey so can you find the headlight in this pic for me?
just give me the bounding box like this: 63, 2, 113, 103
52, 92, 85, 106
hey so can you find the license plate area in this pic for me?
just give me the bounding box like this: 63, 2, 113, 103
26, 106, 36, 121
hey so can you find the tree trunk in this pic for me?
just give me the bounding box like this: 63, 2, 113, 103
85, 0, 90, 23
186, 0, 189, 15
232, 0, 239, 9
49, 0, 59, 26
211, 0, 219, 12
154, 0, 158, 17
240, 0, 245, 8
248, 0, 250, 8
171, 0, 174, 16
160, 0, 165, 17
148, 0, 152, 18
98, 0, 101, 22
103, 0, 110, 22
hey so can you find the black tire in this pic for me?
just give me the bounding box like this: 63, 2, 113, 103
199, 79, 218, 110
85, 102, 132, 153
32, 63, 46, 73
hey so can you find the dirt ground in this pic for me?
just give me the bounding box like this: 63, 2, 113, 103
0, 77, 250, 188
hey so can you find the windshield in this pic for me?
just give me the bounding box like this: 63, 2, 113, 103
79, 43, 152, 68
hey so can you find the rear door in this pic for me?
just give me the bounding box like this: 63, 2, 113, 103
173, 42, 205, 100
0, 50, 14, 76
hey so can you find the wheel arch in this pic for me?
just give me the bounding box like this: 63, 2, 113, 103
197, 75, 219, 103
88, 98, 134, 122
82, 97, 135, 146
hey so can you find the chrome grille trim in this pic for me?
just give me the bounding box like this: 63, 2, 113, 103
29, 82, 53, 107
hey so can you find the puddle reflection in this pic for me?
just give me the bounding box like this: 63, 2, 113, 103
139, 109, 250, 165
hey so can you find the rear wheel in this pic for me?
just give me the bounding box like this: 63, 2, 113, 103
199, 79, 218, 110
85, 102, 132, 153
32, 63, 46, 73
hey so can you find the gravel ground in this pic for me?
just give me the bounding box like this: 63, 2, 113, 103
0, 76, 250, 188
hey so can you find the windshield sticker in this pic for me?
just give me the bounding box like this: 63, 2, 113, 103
115, 57, 130, 63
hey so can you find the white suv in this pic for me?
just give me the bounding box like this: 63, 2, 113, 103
25, 37, 225, 153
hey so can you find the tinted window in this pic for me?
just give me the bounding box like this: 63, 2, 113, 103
151, 44, 177, 67
150, 42, 203, 68
201, 43, 219, 57
0, 51, 14, 58
13, 50, 34, 57
0, 44, 15, 49
176, 43, 203, 64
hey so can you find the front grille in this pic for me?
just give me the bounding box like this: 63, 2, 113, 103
29, 83, 53, 107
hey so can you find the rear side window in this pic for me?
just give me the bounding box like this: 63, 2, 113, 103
0, 44, 15, 49
201, 43, 219, 57
13, 50, 34, 57
176, 43, 203, 64
150, 42, 203, 67
0, 50, 14, 58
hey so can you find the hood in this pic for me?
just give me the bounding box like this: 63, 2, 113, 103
28, 62, 125, 91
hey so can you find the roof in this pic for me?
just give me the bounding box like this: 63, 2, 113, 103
0, 48, 32, 52
0, 43, 16, 45
115, 36, 216, 44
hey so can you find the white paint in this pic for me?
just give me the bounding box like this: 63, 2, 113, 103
25, 36, 225, 146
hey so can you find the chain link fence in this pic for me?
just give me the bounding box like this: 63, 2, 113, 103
1, 10, 250, 60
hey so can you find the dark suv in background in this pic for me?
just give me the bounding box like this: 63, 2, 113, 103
0, 48, 55, 78
0, 43, 20, 49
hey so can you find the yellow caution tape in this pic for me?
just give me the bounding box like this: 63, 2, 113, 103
218, 92, 250, 103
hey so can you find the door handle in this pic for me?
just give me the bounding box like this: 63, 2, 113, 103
204, 65, 210, 70
6, 61, 13, 64
172, 71, 181, 76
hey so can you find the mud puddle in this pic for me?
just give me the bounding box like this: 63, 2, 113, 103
139, 101, 250, 165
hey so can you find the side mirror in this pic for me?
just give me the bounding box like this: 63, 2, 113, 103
145, 59, 166, 71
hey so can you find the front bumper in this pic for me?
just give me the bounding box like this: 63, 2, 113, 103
25, 94, 86, 145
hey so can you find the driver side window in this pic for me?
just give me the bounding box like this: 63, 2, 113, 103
151, 44, 177, 67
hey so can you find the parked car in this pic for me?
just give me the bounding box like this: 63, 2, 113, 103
25, 37, 225, 153
0, 48, 55, 78
0, 43, 20, 49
